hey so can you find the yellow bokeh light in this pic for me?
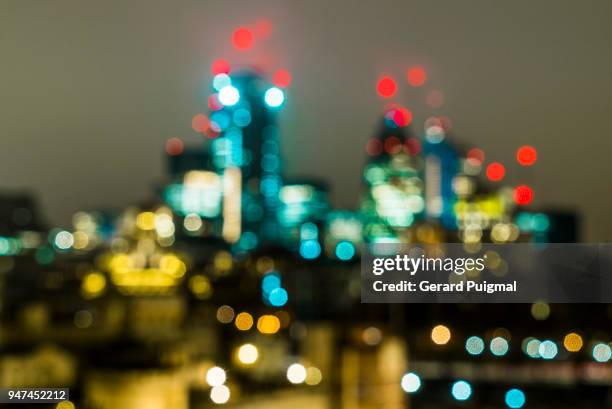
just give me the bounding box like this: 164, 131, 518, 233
159, 254, 186, 278
305, 367, 323, 386
234, 312, 254, 331
81, 272, 106, 298
236, 343, 259, 365
56, 402, 75, 409
189, 275, 212, 299
563, 332, 583, 352
214, 251, 233, 274
256, 256, 274, 274
431, 324, 451, 345
531, 302, 550, 320
72, 231, 90, 250
257, 315, 280, 334
136, 211, 156, 231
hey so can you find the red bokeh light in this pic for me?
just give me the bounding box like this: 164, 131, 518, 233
486, 162, 505, 181
514, 185, 534, 205
254, 20, 273, 39
232, 27, 254, 50
467, 148, 485, 164
211, 59, 231, 75
165, 138, 184, 156
191, 114, 209, 133
439, 116, 453, 131
272, 69, 292, 88
407, 66, 427, 87
377, 76, 397, 98
389, 107, 413, 127
208, 94, 223, 111
404, 138, 421, 155
205, 128, 220, 139
426, 90, 444, 108
384, 136, 401, 154
366, 138, 383, 156
517, 145, 537, 166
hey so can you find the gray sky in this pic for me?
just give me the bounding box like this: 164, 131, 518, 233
1, 0, 611, 240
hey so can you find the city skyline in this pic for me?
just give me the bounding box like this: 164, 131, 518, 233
2, 0, 612, 242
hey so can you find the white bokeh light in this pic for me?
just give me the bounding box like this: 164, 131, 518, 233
218, 85, 240, 106
264, 87, 285, 108
206, 366, 226, 387
286, 363, 307, 384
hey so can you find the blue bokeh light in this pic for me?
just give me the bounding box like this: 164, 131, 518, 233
300, 240, 321, 259
505, 388, 526, 408
451, 380, 472, 401
262, 273, 281, 294
268, 287, 288, 307
465, 336, 485, 356
335, 241, 356, 261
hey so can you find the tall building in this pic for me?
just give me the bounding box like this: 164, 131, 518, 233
360, 110, 425, 243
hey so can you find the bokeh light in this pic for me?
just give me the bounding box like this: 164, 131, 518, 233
165, 137, 184, 156
264, 87, 285, 108
407, 66, 427, 87
257, 314, 280, 334
401, 372, 421, 393
490, 336, 509, 356
192, 113, 210, 133
431, 325, 451, 345
563, 333, 583, 352
211, 58, 231, 75
235, 312, 254, 331
210, 385, 230, 404
465, 336, 485, 355
362, 326, 382, 346
237, 343, 259, 365
218, 85, 240, 106
232, 27, 254, 50
592, 343, 612, 363
451, 380, 472, 401
467, 148, 485, 165
268, 287, 288, 307
539, 340, 558, 360
531, 301, 550, 320
505, 388, 526, 408
377, 76, 397, 98
287, 363, 307, 384
335, 241, 356, 260
300, 240, 321, 259
206, 366, 227, 387
272, 69, 292, 88
305, 367, 323, 386
517, 145, 537, 166
213, 73, 232, 91
254, 19, 273, 38
486, 162, 505, 182
525, 338, 541, 358
514, 185, 534, 205
216, 305, 235, 324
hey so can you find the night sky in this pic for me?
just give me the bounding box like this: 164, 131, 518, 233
1, 0, 611, 240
